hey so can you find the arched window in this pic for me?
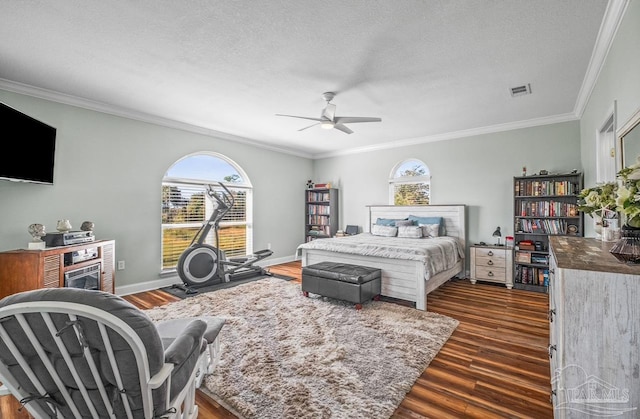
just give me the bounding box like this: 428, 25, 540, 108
161, 152, 252, 272
389, 159, 430, 205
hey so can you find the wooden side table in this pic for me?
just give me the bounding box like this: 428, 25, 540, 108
470, 244, 513, 289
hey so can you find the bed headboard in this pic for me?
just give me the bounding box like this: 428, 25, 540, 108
366, 205, 467, 251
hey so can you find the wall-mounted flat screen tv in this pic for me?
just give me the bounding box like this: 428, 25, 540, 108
0, 102, 57, 185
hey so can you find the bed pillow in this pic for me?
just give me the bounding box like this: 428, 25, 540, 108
397, 225, 423, 238
394, 219, 415, 227
375, 218, 407, 227
419, 223, 440, 238
371, 224, 398, 237
408, 215, 446, 236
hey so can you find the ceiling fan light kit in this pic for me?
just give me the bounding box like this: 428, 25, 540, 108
276, 92, 381, 134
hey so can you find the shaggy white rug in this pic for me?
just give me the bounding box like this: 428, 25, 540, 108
144, 277, 458, 419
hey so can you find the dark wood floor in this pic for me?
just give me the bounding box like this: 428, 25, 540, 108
0, 261, 552, 418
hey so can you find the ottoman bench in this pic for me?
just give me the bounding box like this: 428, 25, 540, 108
301, 261, 382, 309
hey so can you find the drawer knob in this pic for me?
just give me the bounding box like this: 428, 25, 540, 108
548, 309, 555, 323
488, 271, 494, 277
548, 344, 556, 359
487, 260, 494, 266
487, 251, 494, 256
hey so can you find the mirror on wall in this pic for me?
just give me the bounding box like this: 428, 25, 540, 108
618, 107, 640, 169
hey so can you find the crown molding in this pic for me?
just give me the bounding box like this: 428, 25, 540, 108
313, 112, 579, 159
573, 0, 629, 118
0, 78, 313, 159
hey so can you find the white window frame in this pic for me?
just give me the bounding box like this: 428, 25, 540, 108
161, 152, 252, 274
388, 159, 431, 205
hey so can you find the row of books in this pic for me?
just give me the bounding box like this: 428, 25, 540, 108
516, 218, 570, 234
307, 225, 331, 235
306, 204, 331, 215
514, 180, 579, 197
516, 251, 549, 264
516, 201, 578, 217
307, 215, 330, 225
306, 191, 331, 202
516, 265, 549, 286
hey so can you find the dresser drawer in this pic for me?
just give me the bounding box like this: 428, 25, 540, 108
475, 266, 506, 281
475, 255, 506, 268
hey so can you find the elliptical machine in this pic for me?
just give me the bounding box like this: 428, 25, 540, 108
176, 182, 273, 289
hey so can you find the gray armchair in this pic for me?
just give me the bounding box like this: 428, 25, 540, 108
0, 287, 224, 419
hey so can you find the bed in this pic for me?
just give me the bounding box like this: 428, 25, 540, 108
297, 205, 467, 311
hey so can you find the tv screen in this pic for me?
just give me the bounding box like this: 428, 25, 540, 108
0, 102, 57, 184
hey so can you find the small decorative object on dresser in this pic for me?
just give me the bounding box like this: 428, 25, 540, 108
27, 223, 46, 249
56, 219, 72, 232
80, 220, 95, 231
470, 244, 513, 289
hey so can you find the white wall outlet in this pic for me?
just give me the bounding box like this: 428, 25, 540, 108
267, 243, 271, 250
117, 260, 125, 270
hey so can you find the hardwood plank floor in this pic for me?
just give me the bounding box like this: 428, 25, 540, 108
0, 261, 552, 418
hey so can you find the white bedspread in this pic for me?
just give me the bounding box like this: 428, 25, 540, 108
297, 233, 464, 281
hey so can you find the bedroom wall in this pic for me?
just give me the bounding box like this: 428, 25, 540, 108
313, 121, 582, 255
0, 90, 312, 294
580, 0, 640, 236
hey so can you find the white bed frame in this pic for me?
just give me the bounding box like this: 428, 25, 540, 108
300, 205, 467, 311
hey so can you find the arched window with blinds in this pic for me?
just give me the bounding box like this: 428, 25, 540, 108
161, 152, 252, 272
389, 159, 431, 205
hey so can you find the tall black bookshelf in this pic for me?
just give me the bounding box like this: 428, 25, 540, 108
305, 188, 339, 242
513, 172, 583, 292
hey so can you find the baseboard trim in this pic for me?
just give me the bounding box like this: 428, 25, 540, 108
116, 254, 299, 296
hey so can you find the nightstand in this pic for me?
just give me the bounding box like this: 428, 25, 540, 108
470, 245, 513, 289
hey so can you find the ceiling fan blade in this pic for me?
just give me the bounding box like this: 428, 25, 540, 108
334, 116, 381, 124
298, 122, 321, 131
333, 124, 353, 134
275, 114, 324, 122
322, 103, 336, 121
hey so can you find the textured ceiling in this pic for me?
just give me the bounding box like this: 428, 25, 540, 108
0, 1, 612, 157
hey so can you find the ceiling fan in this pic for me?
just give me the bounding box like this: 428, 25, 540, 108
276, 92, 381, 134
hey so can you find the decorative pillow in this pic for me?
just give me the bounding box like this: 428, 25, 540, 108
394, 219, 415, 227
371, 224, 398, 237
375, 218, 406, 226
408, 215, 446, 236
397, 225, 423, 238
419, 223, 440, 238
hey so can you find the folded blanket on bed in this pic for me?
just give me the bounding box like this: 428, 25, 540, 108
297, 233, 464, 281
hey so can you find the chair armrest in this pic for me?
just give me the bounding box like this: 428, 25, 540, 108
148, 363, 174, 389
163, 319, 207, 365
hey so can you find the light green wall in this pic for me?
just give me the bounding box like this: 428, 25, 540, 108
0, 90, 312, 291
313, 121, 581, 256
580, 0, 640, 235
1, 1, 636, 292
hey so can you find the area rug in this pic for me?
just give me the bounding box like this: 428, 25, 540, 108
144, 277, 458, 419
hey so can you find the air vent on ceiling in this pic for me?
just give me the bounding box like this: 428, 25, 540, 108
510, 83, 532, 97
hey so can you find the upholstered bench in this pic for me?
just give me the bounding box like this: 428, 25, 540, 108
301, 261, 382, 309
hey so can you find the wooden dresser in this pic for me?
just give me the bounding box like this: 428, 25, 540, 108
470, 244, 514, 289
0, 240, 115, 299
548, 236, 639, 418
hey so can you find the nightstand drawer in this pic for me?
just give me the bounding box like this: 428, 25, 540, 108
475, 255, 506, 268
475, 266, 506, 281
474, 247, 506, 260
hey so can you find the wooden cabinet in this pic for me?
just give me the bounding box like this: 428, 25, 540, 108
470, 245, 513, 288
548, 236, 639, 417
513, 172, 583, 292
0, 240, 115, 299
305, 188, 339, 242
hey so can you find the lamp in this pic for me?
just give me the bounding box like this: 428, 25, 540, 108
320, 120, 335, 130
492, 226, 502, 246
